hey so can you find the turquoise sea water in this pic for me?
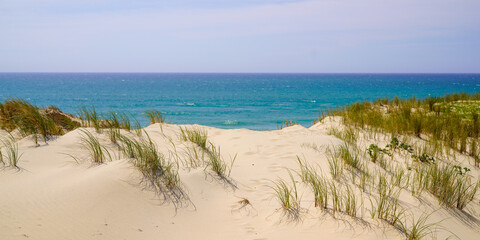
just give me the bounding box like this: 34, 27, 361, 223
0, 73, 479, 130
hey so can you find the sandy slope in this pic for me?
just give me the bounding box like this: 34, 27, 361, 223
1, 120, 479, 240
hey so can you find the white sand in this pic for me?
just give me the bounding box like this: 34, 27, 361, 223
1, 120, 479, 239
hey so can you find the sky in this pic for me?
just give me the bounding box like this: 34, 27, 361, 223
1, 0, 479, 73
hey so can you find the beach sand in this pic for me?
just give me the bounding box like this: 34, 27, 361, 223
1, 119, 479, 240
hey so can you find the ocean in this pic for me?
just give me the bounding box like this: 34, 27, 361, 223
0, 73, 479, 130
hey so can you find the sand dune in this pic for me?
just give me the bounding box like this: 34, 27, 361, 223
1, 120, 479, 239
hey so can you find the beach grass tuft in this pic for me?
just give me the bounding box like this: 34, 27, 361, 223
145, 110, 164, 124
206, 143, 236, 178
400, 213, 438, 240
0, 134, 22, 167
79, 129, 111, 164
78, 106, 101, 132
296, 157, 328, 209
179, 126, 208, 150
117, 133, 180, 192
272, 171, 301, 214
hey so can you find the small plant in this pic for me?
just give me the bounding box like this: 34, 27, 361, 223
1, 135, 22, 167
386, 137, 399, 151
410, 166, 428, 197
0, 147, 3, 165
118, 133, 180, 192
367, 144, 387, 163
329, 181, 342, 218
296, 157, 328, 209
338, 143, 360, 170
399, 142, 414, 152
272, 172, 301, 214
411, 153, 435, 164
79, 129, 111, 163
327, 150, 343, 180
78, 106, 101, 132
179, 127, 208, 150
328, 126, 358, 144
132, 117, 142, 137
182, 144, 206, 168
400, 213, 438, 240
206, 143, 236, 178
423, 163, 479, 209
453, 165, 470, 175
105, 112, 121, 144
105, 111, 120, 129
369, 175, 405, 227
119, 113, 131, 131
145, 110, 164, 124
278, 120, 298, 129
343, 185, 357, 217
392, 165, 406, 187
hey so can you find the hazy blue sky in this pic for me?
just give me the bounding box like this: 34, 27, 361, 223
1, 0, 479, 73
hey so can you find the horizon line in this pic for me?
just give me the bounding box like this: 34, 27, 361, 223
1, 72, 480, 75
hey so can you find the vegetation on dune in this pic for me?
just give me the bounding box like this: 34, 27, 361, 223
116, 132, 182, 201
77, 106, 101, 132
79, 129, 111, 164
411, 163, 480, 209
178, 126, 236, 178
401, 213, 439, 240
145, 110, 164, 124
0, 134, 22, 167
179, 127, 208, 150
0, 99, 69, 144
320, 92, 480, 166
206, 143, 236, 178
278, 120, 299, 129
272, 171, 301, 215
45, 106, 80, 131
285, 93, 480, 238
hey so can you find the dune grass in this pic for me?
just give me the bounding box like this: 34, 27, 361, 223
400, 213, 438, 240
145, 110, 164, 124
327, 148, 343, 180
272, 171, 301, 214
423, 163, 479, 209
0, 98, 63, 144
321, 93, 480, 162
105, 111, 120, 129
409, 162, 478, 209
337, 143, 360, 170
105, 111, 121, 144
182, 144, 206, 168
132, 117, 142, 136
119, 112, 132, 131
134, 135, 179, 189
117, 133, 180, 191
296, 157, 328, 209
78, 106, 101, 132
329, 181, 342, 217
369, 174, 405, 227
328, 126, 358, 145
79, 129, 111, 164
178, 126, 236, 178
179, 126, 208, 150
278, 120, 298, 129
206, 143, 236, 178
297, 157, 363, 218
0, 134, 22, 167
